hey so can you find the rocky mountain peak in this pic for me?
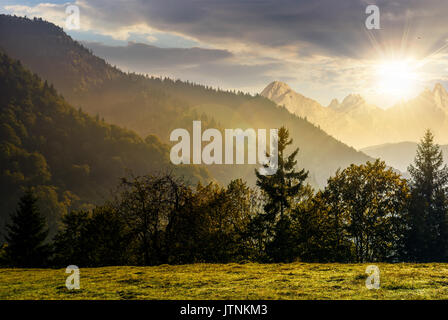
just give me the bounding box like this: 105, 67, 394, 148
342, 94, 365, 106
328, 98, 340, 109
261, 81, 292, 97
433, 83, 448, 108
433, 83, 447, 96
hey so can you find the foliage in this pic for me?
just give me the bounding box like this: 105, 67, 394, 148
52, 206, 128, 267
317, 160, 410, 262
52, 174, 259, 266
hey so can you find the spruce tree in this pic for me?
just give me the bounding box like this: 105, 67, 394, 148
5, 190, 50, 267
255, 126, 308, 261
407, 130, 448, 261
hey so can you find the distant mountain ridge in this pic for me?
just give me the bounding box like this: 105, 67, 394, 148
262, 81, 448, 148
361, 141, 448, 173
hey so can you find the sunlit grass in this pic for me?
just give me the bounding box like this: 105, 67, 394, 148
1, 263, 448, 300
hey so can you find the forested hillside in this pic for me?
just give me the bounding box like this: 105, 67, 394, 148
0, 51, 208, 237
0, 14, 373, 187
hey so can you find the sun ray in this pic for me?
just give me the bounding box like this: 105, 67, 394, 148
364, 12, 448, 105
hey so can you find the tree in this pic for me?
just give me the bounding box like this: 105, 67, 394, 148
197, 179, 258, 262
406, 130, 448, 261
222, 179, 260, 261
53, 205, 128, 267
5, 190, 50, 267
289, 186, 340, 262
166, 179, 259, 264
115, 173, 191, 265
304, 188, 352, 262
321, 160, 409, 262
52, 210, 91, 266
255, 126, 309, 262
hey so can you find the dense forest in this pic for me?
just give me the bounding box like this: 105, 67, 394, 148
0, 51, 209, 239
1, 126, 447, 266
0, 14, 373, 187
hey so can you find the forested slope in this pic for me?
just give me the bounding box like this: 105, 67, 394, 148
0, 51, 208, 236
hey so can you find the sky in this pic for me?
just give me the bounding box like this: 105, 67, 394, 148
2, 0, 448, 108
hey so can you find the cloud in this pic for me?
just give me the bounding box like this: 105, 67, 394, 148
5, 0, 445, 56
35, 0, 446, 59
7, 0, 448, 69
177, 61, 285, 89
83, 40, 285, 90
4, 0, 448, 106
84, 41, 232, 69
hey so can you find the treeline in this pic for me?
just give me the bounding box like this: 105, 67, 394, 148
1, 128, 448, 267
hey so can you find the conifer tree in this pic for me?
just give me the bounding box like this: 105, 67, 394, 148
255, 126, 308, 261
407, 130, 448, 261
5, 190, 50, 267
256, 127, 308, 220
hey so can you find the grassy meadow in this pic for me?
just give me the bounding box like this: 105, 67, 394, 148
1, 263, 448, 300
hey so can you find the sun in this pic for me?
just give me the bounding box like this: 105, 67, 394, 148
374, 59, 420, 101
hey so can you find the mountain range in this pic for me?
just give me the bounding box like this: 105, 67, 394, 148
261, 81, 448, 149
0, 14, 374, 188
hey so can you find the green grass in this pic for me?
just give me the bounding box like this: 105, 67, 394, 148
1, 263, 448, 300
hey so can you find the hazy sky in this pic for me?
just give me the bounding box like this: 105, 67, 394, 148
2, 0, 448, 108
